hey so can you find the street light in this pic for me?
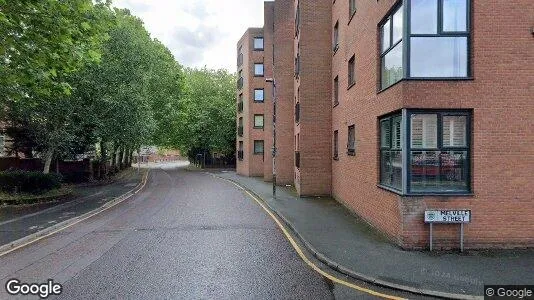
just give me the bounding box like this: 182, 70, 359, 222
266, 77, 276, 198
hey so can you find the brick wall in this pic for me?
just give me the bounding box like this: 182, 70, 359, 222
295, 0, 332, 196
331, 0, 534, 249
273, 0, 295, 185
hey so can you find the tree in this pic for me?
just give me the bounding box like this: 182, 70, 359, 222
0, 0, 114, 173
168, 68, 236, 159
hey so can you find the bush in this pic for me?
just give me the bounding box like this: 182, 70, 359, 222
61, 171, 91, 184
0, 170, 62, 194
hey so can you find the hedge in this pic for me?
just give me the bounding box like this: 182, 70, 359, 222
0, 170, 62, 194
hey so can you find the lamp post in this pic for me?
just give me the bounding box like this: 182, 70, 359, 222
266, 77, 276, 198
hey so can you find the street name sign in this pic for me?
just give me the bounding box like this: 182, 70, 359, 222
424, 210, 471, 224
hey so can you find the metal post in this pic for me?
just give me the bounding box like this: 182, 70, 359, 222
460, 223, 464, 253
267, 78, 277, 199
429, 223, 433, 251
272, 80, 277, 199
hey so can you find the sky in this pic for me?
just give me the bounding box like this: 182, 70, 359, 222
112, 0, 266, 72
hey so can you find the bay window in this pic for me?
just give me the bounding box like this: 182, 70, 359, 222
380, 0, 470, 90
379, 110, 471, 194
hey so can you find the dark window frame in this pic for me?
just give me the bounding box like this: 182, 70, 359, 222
347, 125, 356, 155
253, 140, 265, 155
348, 55, 356, 88
333, 21, 339, 53
378, 0, 472, 92
253, 36, 264, 51
254, 63, 264, 77
349, 0, 357, 22
378, 109, 472, 196
254, 88, 265, 102
253, 114, 264, 129
333, 76, 339, 107
333, 130, 339, 160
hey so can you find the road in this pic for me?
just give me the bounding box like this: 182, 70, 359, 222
0, 164, 415, 299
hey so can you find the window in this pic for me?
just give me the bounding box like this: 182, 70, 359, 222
294, 54, 300, 77
380, 4, 404, 90
409, 0, 469, 77
238, 117, 243, 137
333, 130, 339, 160
254, 89, 264, 102
379, 0, 470, 89
237, 70, 243, 90
254, 63, 264, 76
379, 110, 471, 194
254, 37, 264, 50
295, 1, 300, 36
348, 55, 355, 87
333, 76, 339, 106
238, 94, 243, 112
347, 125, 355, 155
254, 115, 264, 129
333, 22, 339, 52
349, 0, 356, 18
238, 141, 244, 160
237, 46, 243, 67
254, 140, 264, 154
380, 115, 403, 191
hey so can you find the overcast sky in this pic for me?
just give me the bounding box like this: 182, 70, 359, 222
112, 0, 265, 72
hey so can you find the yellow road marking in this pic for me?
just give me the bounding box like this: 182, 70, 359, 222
0, 170, 149, 258
218, 177, 406, 300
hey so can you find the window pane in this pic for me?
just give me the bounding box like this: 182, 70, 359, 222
381, 21, 391, 53
392, 5, 403, 44
380, 150, 392, 186
391, 151, 402, 190
410, 151, 440, 192
392, 116, 402, 149
380, 119, 390, 148
443, 0, 467, 32
254, 141, 264, 153
411, 114, 437, 148
381, 150, 402, 190
410, 0, 438, 34
254, 37, 264, 49
381, 42, 403, 89
254, 89, 264, 101
439, 151, 469, 191
443, 115, 467, 147
254, 115, 264, 127
410, 37, 468, 77
348, 125, 355, 150
254, 64, 264, 76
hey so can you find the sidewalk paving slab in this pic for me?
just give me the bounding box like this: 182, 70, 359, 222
212, 170, 534, 298
0, 169, 144, 247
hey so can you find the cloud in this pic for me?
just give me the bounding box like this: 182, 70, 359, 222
112, 0, 266, 71
169, 24, 227, 67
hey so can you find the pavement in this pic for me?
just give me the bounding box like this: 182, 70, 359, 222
212, 170, 534, 298
0, 168, 144, 247
1, 164, 382, 299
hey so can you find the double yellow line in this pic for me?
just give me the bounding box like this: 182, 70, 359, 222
218, 177, 406, 300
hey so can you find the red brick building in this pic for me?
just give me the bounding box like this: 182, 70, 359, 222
237, 0, 534, 249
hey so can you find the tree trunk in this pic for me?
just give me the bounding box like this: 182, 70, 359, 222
122, 147, 128, 168
115, 145, 122, 169
43, 149, 54, 174
100, 142, 108, 178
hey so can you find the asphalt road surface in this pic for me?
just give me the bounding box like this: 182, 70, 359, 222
0, 165, 419, 299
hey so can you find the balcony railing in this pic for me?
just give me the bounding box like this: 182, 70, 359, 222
237, 77, 243, 90
295, 151, 300, 169
238, 102, 243, 113
295, 102, 300, 123
238, 126, 243, 137
238, 150, 244, 160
